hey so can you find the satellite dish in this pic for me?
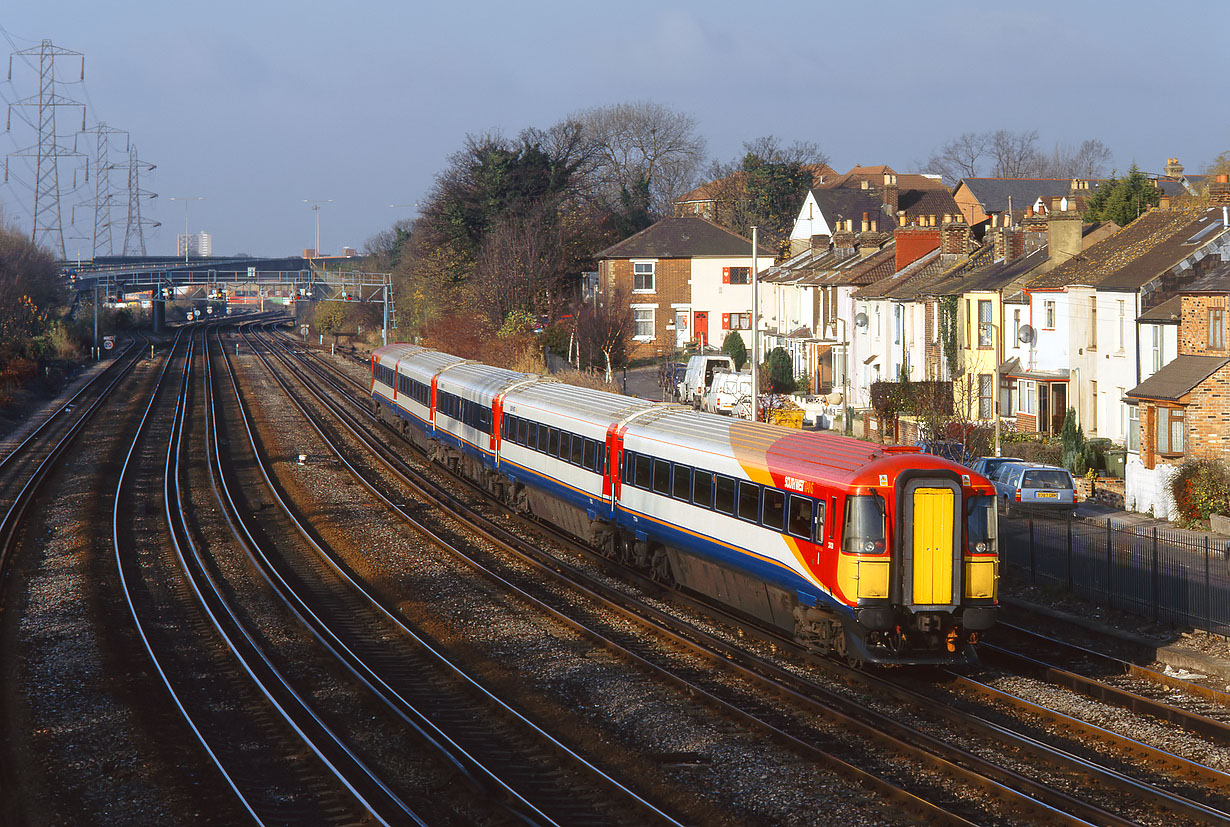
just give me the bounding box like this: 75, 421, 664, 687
1018, 324, 1035, 344
855, 312, 869, 329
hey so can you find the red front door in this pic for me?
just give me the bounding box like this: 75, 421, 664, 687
694, 312, 708, 347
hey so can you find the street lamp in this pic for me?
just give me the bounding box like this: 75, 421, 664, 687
835, 317, 850, 434
169, 196, 204, 263
303, 199, 333, 256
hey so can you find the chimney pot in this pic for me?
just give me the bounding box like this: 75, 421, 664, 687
1217, 174, 1230, 184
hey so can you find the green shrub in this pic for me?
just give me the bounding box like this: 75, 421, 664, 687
722, 331, 747, 370
1169, 457, 1230, 525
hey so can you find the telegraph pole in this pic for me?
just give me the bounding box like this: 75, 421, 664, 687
751, 226, 759, 421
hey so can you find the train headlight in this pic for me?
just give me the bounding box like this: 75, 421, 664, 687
974, 540, 990, 554
860, 540, 877, 553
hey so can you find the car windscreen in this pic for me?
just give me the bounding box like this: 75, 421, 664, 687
1023, 470, 1072, 489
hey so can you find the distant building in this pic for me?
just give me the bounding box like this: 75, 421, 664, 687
177, 232, 212, 258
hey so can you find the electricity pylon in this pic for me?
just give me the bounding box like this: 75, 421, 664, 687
5, 39, 87, 258
120, 145, 158, 256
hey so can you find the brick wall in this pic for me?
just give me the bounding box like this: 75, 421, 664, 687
923, 300, 943, 379
1183, 362, 1230, 460
1015, 412, 1037, 433
1179, 294, 1230, 355
895, 227, 941, 271
603, 257, 692, 360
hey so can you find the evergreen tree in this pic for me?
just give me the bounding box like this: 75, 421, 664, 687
722, 330, 747, 370
766, 347, 795, 394
1083, 164, 1160, 226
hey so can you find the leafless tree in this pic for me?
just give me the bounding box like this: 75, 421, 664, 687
467, 206, 568, 327
578, 101, 707, 217
925, 132, 991, 185
989, 129, 1042, 178
578, 284, 633, 383
740, 135, 829, 167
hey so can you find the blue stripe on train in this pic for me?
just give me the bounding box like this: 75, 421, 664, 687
376, 389, 838, 617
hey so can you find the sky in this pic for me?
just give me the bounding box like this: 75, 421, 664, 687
1, 1, 1226, 260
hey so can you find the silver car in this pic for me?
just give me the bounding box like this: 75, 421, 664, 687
992, 462, 1076, 518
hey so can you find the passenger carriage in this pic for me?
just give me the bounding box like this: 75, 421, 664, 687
370, 344, 998, 665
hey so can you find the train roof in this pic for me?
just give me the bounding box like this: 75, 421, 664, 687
372, 343, 426, 363
505, 378, 657, 428
626, 410, 973, 488
437, 361, 536, 396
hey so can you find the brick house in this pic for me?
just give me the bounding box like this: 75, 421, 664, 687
596, 217, 772, 360
1125, 260, 1230, 517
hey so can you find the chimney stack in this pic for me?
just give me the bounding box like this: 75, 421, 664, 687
1165, 157, 1185, 178
1047, 196, 1082, 265
810, 233, 830, 251
861, 212, 870, 232
1210, 174, 1230, 206
940, 214, 969, 256
882, 172, 899, 215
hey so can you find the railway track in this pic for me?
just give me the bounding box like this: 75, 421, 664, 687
245, 319, 1230, 825
214, 325, 680, 825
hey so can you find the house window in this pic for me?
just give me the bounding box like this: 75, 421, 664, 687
965, 299, 971, 346
1127, 404, 1139, 452
1045, 300, 1056, 329
874, 305, 881, 338
729, 312, 751, 330
1210, 308, 1225, 350
1117, 300, 1125, 351
1151, 326, 1163, 373
633, 307, 655, 339
633, 261, 655, 292
978, 374, 994, 419
1156, 407, 1185, 455
1088, 297, 1097, 350
725, 266, 751, 285
1019, 379, 1036, 415
1090, 381, 1097, 433
978, 300, 992, 347
1013, 308, 1021, 346
894, 305, 902, 345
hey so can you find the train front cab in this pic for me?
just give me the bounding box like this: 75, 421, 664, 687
839, 466, 998, 664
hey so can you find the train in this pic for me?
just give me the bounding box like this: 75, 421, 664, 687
369, 343, 999, 665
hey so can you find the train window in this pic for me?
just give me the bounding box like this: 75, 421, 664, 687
829, 497, 837, 540
673, 465, 692, 501
738, 482, 760, 523
762, 489, 786, 532
693, 471, 714, 509
843, 495, 886, 554
634, 453, 652, 489
787, 495, 813, 540
556, 432, 569, 460
622, 451, 634, 484
537, 424, 550, 454
714, 475, 736, 515
548, 428, 560, 457
571, 435, 584, 466
652, 459, 671, 495
583, 439, 597, 471
525, 421, 537, 448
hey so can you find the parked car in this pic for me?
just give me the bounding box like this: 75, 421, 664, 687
680, 354, 735, 409
916, 440, 974, 466
992, 462, 1076, 518
970, 456, 1025, 481
703, 369, 753, 416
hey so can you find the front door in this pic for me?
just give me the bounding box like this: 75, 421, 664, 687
694, 312, 708, 347
1051, 384, 1067, 434
675, 310, 690, 349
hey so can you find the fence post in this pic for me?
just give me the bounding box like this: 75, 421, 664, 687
1066, 514, 1073, 591
1029, 515, 1036, 585
1152, 527, 1160, 623
1206, 536, 1212, 633
1105, 518, 1113, 609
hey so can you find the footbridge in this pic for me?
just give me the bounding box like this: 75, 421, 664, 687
63, 255, 394, 341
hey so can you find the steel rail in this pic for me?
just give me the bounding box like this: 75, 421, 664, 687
247, 323, 1143, 827
255, 321, 1230, 826
228, 323, 686, 827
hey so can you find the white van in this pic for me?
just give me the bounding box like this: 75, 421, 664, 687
704, 369, 753, 416
680, 354, 734, 409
